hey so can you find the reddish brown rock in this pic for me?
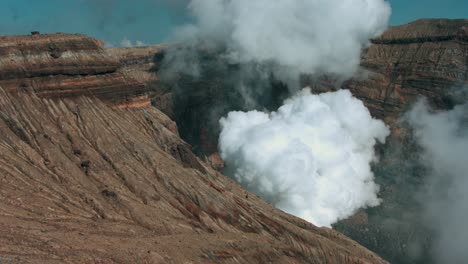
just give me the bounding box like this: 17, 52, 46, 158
346, 19, 468, 124
0, 33, 150, 109
207, 152, 225, 171
0, 88, 387, 263
106, 45, 177, 117
0, 34, 117, 79
0, 33, 387, 263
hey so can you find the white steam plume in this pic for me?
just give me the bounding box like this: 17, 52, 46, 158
219, 89, 390, 227
406, 98, 468, 263
172, 0, 392, 227
177, 0, 391, 78
120, 37, 147, 48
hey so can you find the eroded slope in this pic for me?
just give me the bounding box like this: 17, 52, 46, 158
0, 88, 386, 263
0, 33, 149, 109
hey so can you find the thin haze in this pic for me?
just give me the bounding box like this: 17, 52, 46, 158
406, 95, 468, 263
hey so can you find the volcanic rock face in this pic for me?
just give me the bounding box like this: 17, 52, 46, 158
0, 90, 387, 264
346, 19, 468, 123
0, 33, 149, 109
106, 45, 175, 116
0, 35, 386, 263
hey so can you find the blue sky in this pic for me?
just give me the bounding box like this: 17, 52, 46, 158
0, 0, 466, 46
389, 0, 467, 25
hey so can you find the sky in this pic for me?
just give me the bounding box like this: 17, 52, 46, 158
0, 0, 466, 46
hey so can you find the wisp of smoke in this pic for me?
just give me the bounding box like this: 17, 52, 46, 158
219, 89, 390, 227
175, 0, 391, 79
406, 99, 468, 264
120, 37, 147, 48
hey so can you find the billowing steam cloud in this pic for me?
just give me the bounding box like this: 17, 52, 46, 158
169, 0, 392, 227
176, 0, 391, 78
406, 98, 468, 263
219, 89, 389, 227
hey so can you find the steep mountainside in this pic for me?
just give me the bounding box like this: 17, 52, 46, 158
109, 19, 468, 264
0, 34, 386, 263
0, 33, 150, 109
346, 19, 468, 124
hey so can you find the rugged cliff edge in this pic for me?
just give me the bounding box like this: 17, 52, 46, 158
347, 19, 468, 124
0, 35, 386, 263
0, 33, 150, 109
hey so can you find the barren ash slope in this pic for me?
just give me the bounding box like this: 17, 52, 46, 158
0, 36, 386, 262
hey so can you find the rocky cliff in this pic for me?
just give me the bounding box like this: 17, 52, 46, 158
0, 34, 386, 263
346, 19, 468, 124
0, 33, 150, 109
